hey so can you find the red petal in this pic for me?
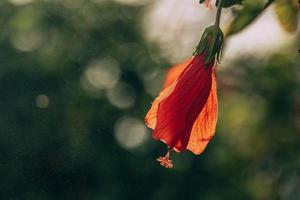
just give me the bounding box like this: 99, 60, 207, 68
145, 58, 192, 130
145, 81, 176, 130
187, 69, 218, 155
163, 58, 192, 89
147, 54, 214, 151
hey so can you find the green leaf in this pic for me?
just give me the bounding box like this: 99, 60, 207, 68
226, 0, 273, 36
274, 0, 299, 32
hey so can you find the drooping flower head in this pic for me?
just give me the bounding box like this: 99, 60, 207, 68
145, 25, 223, 168
145, 8, 224, 168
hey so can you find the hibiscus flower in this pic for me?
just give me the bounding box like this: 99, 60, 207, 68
145, 0, 225, 168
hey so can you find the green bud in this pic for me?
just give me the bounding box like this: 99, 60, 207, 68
193, 25, 224, 66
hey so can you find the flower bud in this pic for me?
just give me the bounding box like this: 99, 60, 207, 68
193, 25, 224, 66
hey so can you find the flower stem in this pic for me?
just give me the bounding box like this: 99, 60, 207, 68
214, 0, 224, 27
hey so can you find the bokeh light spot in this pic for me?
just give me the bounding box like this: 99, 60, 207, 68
11, 30, 44, 52
143, 68, 164, 96
82, 58, 121, 93
114, 117, 149, 151
8, 0, 33, 6
106, 82, 136, 109
36, 94, 49, 109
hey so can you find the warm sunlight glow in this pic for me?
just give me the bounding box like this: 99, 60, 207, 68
223, 5, 298, 64
142, 0, 215, 63
142, 1, 298, 65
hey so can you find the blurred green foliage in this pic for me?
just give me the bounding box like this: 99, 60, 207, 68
275, 0, 299, 32
203, 0, 300, 38
0, 0, 299, 200
225, 0, 298, 36
225, 0, 271, 36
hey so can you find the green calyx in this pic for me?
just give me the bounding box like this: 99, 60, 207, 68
193, 25, 224, 66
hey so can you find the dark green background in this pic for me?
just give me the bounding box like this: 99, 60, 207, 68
0, 0, 299, 199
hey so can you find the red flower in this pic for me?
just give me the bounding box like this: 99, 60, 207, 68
145, 25, 223, 168
145, 53, 218, 168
